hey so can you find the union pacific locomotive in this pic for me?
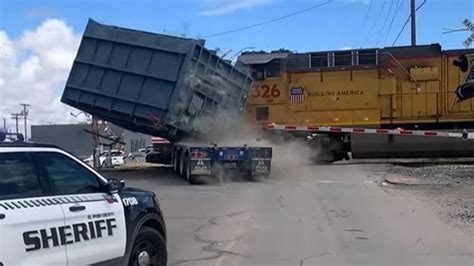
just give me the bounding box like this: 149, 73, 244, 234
238, 44, 474, 160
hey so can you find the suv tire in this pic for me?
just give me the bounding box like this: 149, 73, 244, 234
128, 227, 167, 266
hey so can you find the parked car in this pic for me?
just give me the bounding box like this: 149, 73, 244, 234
84, 150, 126, 167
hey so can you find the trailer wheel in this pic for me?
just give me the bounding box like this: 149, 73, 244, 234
245, 173, 267, 182
184, 155, 204, 185
212, 165, 225, 183
179, 152, 186, 178
173, 150, 180, 173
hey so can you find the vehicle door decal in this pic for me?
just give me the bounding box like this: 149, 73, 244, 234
0, 195, 114, 210
122, 197, 138, 206
23, 217, 119, 252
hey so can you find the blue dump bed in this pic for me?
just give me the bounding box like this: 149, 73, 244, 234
62, 19, 253, 141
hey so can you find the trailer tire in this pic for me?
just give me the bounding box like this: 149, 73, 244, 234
173, 150, 180, 173
245, 173, 267, 182
312, 151, 347, 164
184, 155, 205, 185
179, 152, 186, 178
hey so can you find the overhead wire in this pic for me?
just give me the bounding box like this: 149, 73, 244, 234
360, 0, 375, 30
363, 0, 388, 46
354, 0, 374, 48
203, 0, 334, 38
391, 0, 427, 46
382, 0, 403, 45
26, 118, 39, 124
375, 0, 397, 46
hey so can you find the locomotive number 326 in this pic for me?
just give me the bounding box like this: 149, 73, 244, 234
251, 84, 281, 98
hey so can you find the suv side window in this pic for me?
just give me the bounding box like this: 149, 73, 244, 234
33, 152, 103, 195
0, 152, 44, 200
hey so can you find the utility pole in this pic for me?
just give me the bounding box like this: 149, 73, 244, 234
2, 117, 6, 130
20, 103, 31, 140
11, 113, 21, 134
410, 0, 417, 46
92, 116, 100, 168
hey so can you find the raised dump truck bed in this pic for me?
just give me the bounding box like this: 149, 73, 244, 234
62, 19, 252, 141
62, 19, 272, 183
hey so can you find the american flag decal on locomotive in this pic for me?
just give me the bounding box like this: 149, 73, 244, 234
289, 87, 305, 104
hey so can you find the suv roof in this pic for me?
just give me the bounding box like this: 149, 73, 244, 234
0, 142, 59, 149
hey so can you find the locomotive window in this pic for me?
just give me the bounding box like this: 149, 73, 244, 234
265, 60, 281, 78
287, 56, 310, 71
334, 51, 352, 66
255, 106, 269, 121
251, 61, 280, 80
252, 65, 265, 80
311, 53, 328, 68
359, 50, 377, 65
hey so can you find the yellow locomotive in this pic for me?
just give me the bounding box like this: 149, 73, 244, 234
239, 44, 474, 129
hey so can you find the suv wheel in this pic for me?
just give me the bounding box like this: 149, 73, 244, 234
129, 227, 167, 266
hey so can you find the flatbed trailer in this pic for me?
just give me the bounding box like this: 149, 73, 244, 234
144, 138, 273, 184
171, 143, 272, 184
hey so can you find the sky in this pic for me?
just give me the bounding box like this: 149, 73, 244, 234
0, 0, 473, 136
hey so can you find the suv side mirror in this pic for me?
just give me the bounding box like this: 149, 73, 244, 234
106, 178, 125, 193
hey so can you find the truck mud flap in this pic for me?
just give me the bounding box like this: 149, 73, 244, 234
251, 158, 271, 176
190, 158, 212, 175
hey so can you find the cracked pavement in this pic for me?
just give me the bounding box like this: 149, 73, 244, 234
102, 163, 474, 266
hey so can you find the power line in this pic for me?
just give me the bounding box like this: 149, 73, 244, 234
392, 0, 427, 46
26, 118, 41, 124
392, 13, 411, 46
376, 0, 397, 46
382, 0, 403, 45
443, 27, 469, 34
203, 0, 334, 38
354, 0, 374, 47
361, 0, 374, 30
364, 0, 388, 45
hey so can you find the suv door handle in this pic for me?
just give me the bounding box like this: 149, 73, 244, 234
69, 205, 86, 212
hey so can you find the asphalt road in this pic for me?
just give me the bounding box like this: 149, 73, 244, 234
102, 163, 474, 266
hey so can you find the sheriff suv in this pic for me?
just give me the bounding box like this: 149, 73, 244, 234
0, 139, 167, 266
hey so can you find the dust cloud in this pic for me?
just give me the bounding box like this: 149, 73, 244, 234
195, 116, 320, 181
173, 73, 321, 181
269, 140, 320, 181
169, 74, 242, 138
